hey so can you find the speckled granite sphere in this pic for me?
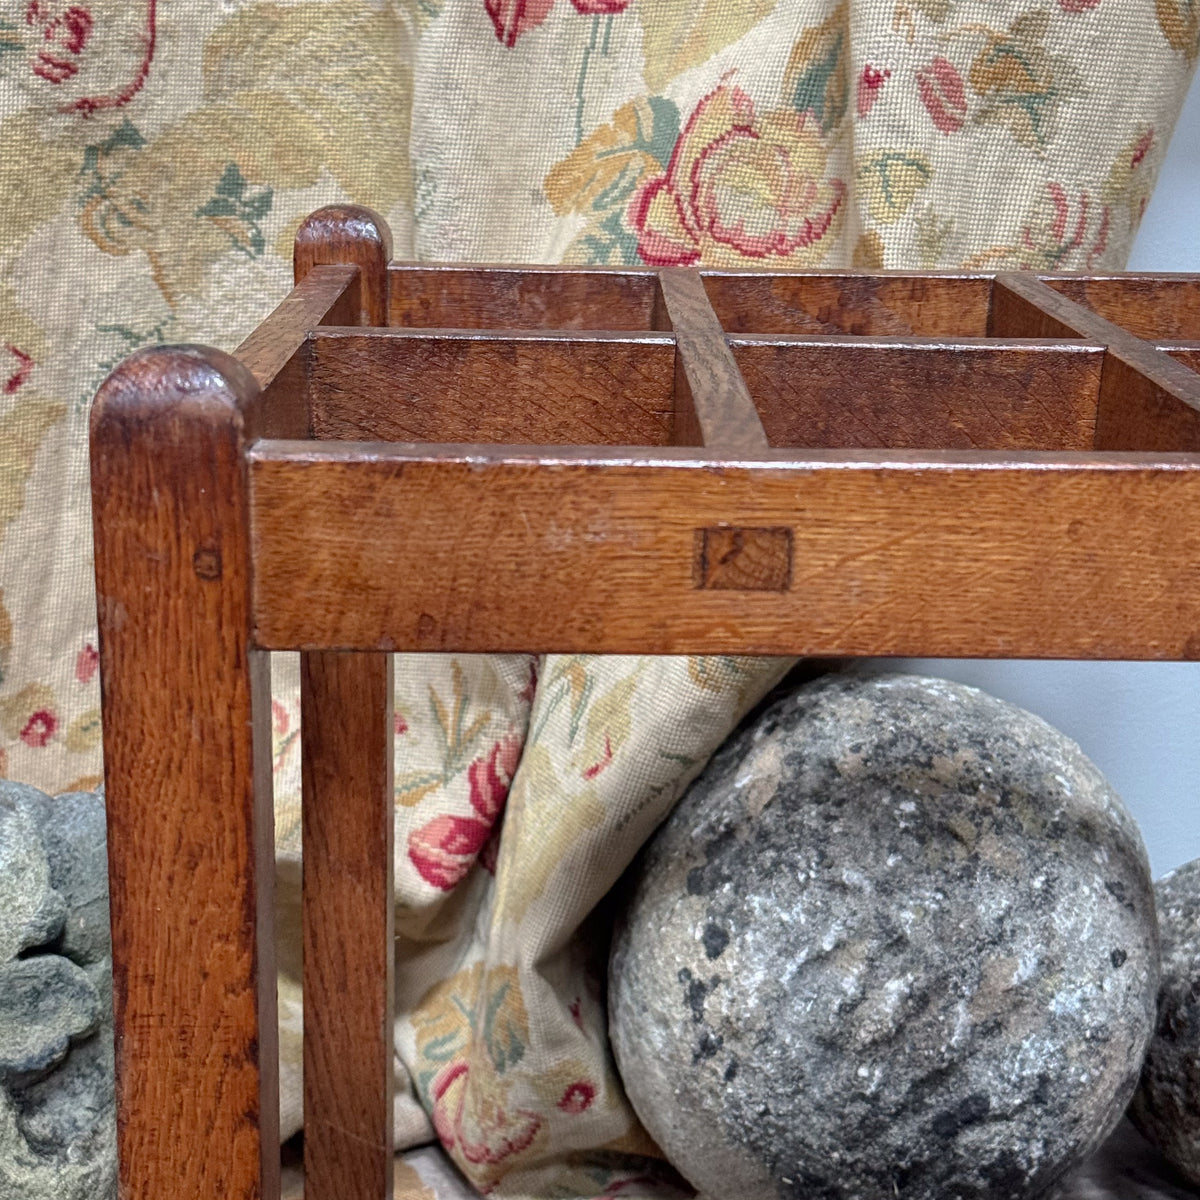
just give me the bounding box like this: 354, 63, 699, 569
1129, 859, 1200, 1185
610, 674, 1159, 1200
0, 782, 114, 1200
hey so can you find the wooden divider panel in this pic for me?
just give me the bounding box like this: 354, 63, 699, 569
388, 264, 658, 330
309, 329, 675, 445
732, 338, 1102, 450
992, 273, 1200, 452
702, 272, 993, 337
1041, 275, 1200, 340
655, 269, 768, 450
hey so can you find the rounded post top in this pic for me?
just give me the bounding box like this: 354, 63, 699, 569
90, 343, 263, 443
294, 205, 393, 326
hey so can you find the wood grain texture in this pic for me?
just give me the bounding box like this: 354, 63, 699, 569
656, 269, 768, 450
234, 263, 359, 439
1041, 275, 1200, 340
991, 273, 1200, 452
91, 345, 279, 1200
732, 337, 1102, 450
295, 205, 392, 327
703, 272, 993, 336
249, 442, 1200, 661
302, 652, 395, 1200
309, 329, 675, 445
1162, 342, 1200, 373
388, 264, 657, 330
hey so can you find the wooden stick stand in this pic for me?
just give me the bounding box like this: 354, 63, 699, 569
90, 205, 1200, 1200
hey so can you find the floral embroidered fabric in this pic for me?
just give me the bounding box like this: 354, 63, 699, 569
1, 2, 1196, 1196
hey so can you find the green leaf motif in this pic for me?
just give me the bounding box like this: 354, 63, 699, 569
781, 4, 848, 134
195, 163, 274, 257
484, 977, 526, 1074
856, 150, 934, 224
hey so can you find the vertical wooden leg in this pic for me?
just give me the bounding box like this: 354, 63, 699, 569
301, 652, 395, 1200
91, 346, 280, 1200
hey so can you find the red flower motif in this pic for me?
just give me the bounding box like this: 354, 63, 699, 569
26, 1, 92, 84
4, 345, 33, 395
408, 733, 522, 890
394, 713, 409, 736
917, 56, 967, 134
271, 699, 290, 736
431, 1061, 543, 1166
75, 644, 99, 684
856, 64, 891, 117
20, 709, 57, 748
582, 733, 613, 780
557, 1080, 596, 1114
486, 0, 628, 47
630, 83, 845, 268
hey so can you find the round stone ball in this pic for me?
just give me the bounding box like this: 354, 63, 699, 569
609, 673, 1159, 1200
1129, 858, 1200, 1184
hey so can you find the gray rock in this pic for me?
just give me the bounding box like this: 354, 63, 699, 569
0, 782, 115, 1200
0, 788, 65, 962
35, 792, 110, 967
1129, 858, 1200, 1185
0, 958, 100, 1082
610, 673, 1160, 1200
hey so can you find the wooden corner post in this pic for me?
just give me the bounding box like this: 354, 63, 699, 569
295, 205, 398, 1200
91, 345, 280, 1200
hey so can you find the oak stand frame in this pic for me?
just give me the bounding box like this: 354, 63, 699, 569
90, 205, 1200, 1200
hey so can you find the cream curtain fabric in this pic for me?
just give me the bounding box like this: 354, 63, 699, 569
1, 2, 1196, 1197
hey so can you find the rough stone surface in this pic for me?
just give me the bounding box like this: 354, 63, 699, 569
610, 673, 1160, 1200
1129, 858, 1200, 1185
0, 780, 115, 1200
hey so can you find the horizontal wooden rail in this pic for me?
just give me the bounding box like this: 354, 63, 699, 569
234, 263, 359, 439
249, 442, 1200, 660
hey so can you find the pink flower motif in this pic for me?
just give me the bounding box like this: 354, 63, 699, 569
75, 643, 99, 684
26, 1, 92, 84
408, 733, 522, 890
629, 83, 845, 268
394, 713, 409, 736
917, 56, 967, 134
271, 699, 290, 736
557, 1080, 596, 1113
1058, 0, 1101, 10
21, 709, 57, 748
856, 64, 891, 117
486, 0, 628, 47
1017, 182, 1110, 270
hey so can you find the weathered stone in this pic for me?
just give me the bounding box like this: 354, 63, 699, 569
610, 673, 1160, 1200
0, 958, 100, 1083
34, 791, 110, 967
0, 783, 115, 1200
1129, 858, 1200, 1185
0, 786, 65, 963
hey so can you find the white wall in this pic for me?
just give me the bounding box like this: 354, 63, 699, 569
887, 71, 1200, 879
